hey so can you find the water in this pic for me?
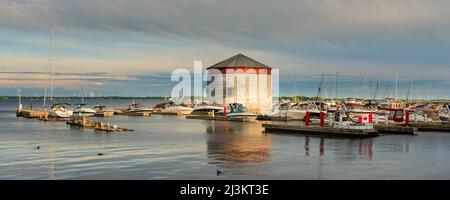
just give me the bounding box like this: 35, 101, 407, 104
1, 98, 450, 180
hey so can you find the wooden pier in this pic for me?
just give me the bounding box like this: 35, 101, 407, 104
16, 109, 49, 118
186, 115, 254, 122
67, 116, 133, 132
262, 124, 378, 138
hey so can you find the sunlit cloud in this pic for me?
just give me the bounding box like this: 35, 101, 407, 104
1, 0, 450, 97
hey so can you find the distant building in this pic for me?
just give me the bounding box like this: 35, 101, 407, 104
206, 54, 273, 114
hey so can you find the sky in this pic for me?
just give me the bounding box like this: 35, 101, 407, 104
1, 0, 450, 99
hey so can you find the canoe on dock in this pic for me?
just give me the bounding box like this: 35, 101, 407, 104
262, 124, 378, 138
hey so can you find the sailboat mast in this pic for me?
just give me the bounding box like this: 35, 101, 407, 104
395, 72, 398, 100
316, 73, 325, 101
335, 72, 338, 100
81, 86, 84, 104
374, 80, 380, 100
43, 79, 47, 107
50, 25, 54, 102
410, 80, 413, 100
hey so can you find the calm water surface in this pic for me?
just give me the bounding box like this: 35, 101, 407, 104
1, 99, 450, 179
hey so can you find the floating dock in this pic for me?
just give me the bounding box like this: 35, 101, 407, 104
67, 116, 133, 132
94, 111, 115, 117
16, 109, 49, 118
262, 124, 378, 138
117, 110, 152, 116
374, 125, 417, 135
152, 110, 192, 116
411, 123, 450, 132
186, 115, 254, 122
257, 115, 294, 121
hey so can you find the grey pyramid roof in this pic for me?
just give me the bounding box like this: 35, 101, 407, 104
207, 53, 271, 69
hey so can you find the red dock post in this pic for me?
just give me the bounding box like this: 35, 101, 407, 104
305, 112, 310, 127
224, 106, 227, 117
320, 112, 324, 127
369, 114, 373, 124
359, 116, 363, 126
405, 110, 409, 127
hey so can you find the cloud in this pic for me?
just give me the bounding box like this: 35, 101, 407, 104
1, 0, 450, 96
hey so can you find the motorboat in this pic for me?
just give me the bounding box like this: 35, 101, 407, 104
73, 104, 96, 117
438, 104, 449, 121
153, 101, 194, 115
93, 105, 115, 117
49, 103, 73, 118
268, 102, 322, 120
219, 103, 258, 120
127, 101, 153, 113
190, 102, 225, 116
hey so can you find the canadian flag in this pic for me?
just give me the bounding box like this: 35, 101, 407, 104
359, 114, 373, 124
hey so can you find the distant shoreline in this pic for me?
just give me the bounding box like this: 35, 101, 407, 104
1, 96, 449, 102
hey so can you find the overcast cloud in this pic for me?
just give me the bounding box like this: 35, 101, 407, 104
1, 0, 450, 97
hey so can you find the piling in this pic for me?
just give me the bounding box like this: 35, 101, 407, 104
305, 112, 310, 127
320, 112, 324, 127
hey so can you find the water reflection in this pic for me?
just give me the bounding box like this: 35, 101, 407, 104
302, 136, 374, 160
206, 121, 272, 174
358, 139, 373, 160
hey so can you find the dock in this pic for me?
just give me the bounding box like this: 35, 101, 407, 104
411, 123, 450, 132
67, 116, 133, 132
374, 125, 417, 135
16, 109, 49, 118
94, 111, 114, 117
152, 110, 192, 116
262, 124, 378, 138
117, 110, 152, 116
186, 115, 254, 122
257, 115, 294, 121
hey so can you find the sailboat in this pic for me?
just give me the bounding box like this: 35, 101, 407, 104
49, 103, 73, 118
46, 25, 73, 118
73, 86, 96, 116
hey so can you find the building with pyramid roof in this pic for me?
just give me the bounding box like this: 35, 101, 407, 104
206, 54, 273, 114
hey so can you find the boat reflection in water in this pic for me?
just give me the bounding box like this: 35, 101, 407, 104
206, 121, 272, 176
303, 136, 375, 160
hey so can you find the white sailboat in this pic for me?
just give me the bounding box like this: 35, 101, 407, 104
49, 103, 73, 118
47, 25, 73, 118
73, 86, 96, 116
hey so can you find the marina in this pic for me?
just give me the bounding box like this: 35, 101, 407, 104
3, 52, 450, 180
3, 98, 450, 180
